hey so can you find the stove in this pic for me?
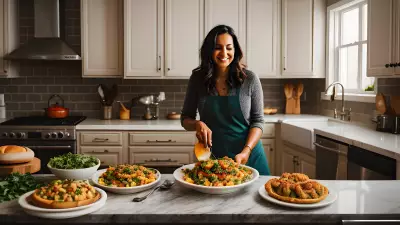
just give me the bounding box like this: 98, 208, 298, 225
0, 116, 86, 140
0, 116, 86, 174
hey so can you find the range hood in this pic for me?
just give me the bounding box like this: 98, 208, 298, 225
4, 0, 81, 60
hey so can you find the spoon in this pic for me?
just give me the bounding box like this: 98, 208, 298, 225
132, 180, 174, 202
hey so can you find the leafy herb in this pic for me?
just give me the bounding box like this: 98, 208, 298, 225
75, 188, 82, 195
48, 152, 99, 169
122, 167, 132, 174
0, 172, 43, 203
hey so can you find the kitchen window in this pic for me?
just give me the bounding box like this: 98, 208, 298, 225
325, 0, 375, 103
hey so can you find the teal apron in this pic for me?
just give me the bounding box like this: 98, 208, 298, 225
201, 87, 270, 175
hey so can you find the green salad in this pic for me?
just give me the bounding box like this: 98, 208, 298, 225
48, 152, 99, 169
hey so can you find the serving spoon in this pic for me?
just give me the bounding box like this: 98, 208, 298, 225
132, 180, 174, 202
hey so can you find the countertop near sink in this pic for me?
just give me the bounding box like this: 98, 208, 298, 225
77, 114, 329, 130
1, 174, 400, 224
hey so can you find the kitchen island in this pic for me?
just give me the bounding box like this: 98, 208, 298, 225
0, 175, 400, 224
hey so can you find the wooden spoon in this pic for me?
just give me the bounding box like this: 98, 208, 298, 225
293, 83, 304, 114
375, 93, 387, 114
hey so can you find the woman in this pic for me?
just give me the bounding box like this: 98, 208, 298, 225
180, 25, 270, 175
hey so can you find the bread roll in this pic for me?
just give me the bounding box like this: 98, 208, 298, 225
0, 145, 27, 154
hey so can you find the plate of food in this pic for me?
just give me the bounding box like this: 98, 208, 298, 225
259, 173, 337, 209
91, 164, 161, 194
18, 179, 107, 217
173, 156, 259, 194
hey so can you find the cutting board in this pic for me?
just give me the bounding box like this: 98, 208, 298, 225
0, 157, 40, 176
391, 96, 400, 115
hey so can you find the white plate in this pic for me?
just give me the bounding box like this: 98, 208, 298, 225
91, 168, 161, 194
258, 184, 338, 209
173, 163, 259, 195
19, 188, 107, 219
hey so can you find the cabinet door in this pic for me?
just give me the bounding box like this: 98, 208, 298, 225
125, 0, 164, 78
261, 138, 275, 175
80, 146, 123, 166
281, 0, 313, 76
395, 0, 400, 75
246, 0, 280, 78
81, 0, 123, 78
280, 146, 296, 174
204, 0, 246, 60
165, 0, 203, 78
129, 146, 195, 165
297, 151, 316, 179
367, 0, 394, 76
0, 0, 5, 76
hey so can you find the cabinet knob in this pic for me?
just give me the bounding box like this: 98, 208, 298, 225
168, 68, 170, 71
390, 63, 395, 67
283, 68, 286, 71
385, 64, 390, 68
270, 148, 273, 152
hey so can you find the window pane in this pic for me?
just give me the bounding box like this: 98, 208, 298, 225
362, 4, 367, 41
361, 43, 375, 91
342, 8, 359, 45
339, 45, 359, 89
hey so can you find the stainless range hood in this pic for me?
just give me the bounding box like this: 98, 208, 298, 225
4, 0, 81, 60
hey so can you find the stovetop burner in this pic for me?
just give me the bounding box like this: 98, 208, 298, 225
0, 116, 86, 126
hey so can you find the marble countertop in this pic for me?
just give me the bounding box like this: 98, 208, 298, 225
1, 175, 399, 224
76, 114, 329, 130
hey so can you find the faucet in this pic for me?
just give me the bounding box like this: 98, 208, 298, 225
325, 82, 351, 121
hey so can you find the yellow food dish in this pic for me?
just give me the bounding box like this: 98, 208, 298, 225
182, 156, 253, 187
98, 164, 157, 187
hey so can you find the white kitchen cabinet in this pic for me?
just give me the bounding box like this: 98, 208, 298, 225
246, 0, 280, 78
394, 0, 400, 75
281, 142, 316, 178
124, 0, 203, 79
81, 0, 123, 78
204, 0, 246, 61
0, 0, 18, 78
367, 0, 395, 76
80, 146, 123, 167
281, 0, 325, 78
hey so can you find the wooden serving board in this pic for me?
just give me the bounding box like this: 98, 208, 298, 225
0, 157, 40, 176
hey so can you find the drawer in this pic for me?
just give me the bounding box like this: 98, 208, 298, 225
80, 146, 123, 166
262, 124, 275, 138
129, 146, 194, 165
80, 132, 123, 146
129, 132, 195, 146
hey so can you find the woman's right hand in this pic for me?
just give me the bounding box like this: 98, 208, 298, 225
195, 121, 212, 148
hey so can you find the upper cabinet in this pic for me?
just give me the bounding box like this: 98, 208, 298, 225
81, 0, 123, 78
124, 0, 203, 79
281, 0, 326, 78
246, 0, 280, 78
0, 0, 18, 78
367, 0, 400, 77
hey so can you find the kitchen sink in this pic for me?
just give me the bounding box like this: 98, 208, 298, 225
281, 119, 347, 150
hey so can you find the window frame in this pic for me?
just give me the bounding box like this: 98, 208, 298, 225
325, 0, 376, 102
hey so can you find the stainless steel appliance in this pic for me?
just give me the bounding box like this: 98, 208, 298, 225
132, 92, 165, 120
315, 135, 348, 180
376, 114, 394, 133
0, 116, 86, 174
392, 115, 400, 134
348, 145, 396, 180
315, 134, 396, 180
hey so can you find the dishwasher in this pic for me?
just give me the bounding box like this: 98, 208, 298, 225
314, 135, 348, 180
315, 135, 397, 180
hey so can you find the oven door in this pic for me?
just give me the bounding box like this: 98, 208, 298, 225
0, 140, 76, 174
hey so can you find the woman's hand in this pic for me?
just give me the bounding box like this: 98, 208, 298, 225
195, 121, 212, 148
235, 148, 251, 165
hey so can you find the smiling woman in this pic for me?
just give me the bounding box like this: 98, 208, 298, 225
181, 25, 270, 175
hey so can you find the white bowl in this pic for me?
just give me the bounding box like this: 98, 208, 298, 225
173, 163, 259, 194
47, 159, 100, 180
0, 147, 34, 164
91, 168, 161, 194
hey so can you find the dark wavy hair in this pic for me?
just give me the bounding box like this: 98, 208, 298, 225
194, 25, 247, 94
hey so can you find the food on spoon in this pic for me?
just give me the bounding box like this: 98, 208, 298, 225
265, 172, 329, 204
182, 156, 253, 187
98, 164, 158, 187
31, 179, 100, 209
194, 142, 211, 161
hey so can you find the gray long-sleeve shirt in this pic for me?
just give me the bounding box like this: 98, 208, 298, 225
180, 68, 265, 132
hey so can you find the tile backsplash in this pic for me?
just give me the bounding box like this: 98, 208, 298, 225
0, 0, 325, 119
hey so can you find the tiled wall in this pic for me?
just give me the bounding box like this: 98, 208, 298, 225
0, 0, 325, 119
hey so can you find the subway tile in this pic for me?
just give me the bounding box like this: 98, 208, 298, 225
18, 86, 34, 93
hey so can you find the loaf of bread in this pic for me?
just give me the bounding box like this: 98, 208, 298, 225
0, 145, 28, 154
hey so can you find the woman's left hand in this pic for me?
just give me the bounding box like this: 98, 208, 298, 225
235, 148, 251, 165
